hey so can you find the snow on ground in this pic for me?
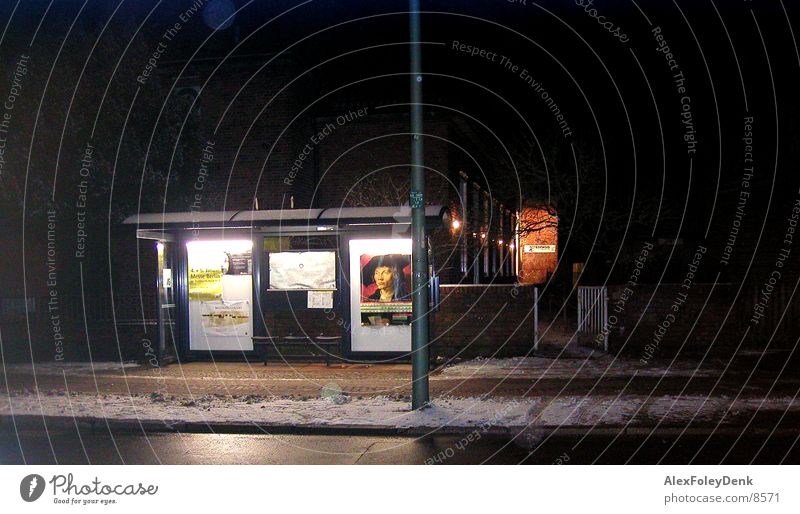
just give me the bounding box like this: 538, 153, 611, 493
1, 359, 793, 429
3, 362, 141, 374
438, 356, 724, 379
1, 391, 796, 429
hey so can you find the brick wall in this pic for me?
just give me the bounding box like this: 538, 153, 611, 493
314, 112, 454, 208
168, 56, 313, 211
431, 284, 537, 360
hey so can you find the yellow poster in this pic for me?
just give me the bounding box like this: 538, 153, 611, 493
188, 268, 223, 300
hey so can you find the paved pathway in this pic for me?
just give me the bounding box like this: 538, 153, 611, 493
2, 358, 797, 401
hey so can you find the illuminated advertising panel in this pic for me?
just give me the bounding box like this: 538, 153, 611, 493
186, 240, 253, 351
349, 239, 412, 353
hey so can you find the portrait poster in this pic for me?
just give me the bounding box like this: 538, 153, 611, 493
359, 253, 412, 326
348, 239, 412, 352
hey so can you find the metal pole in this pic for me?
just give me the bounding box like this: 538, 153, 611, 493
534, 286, 539, 352
409, 0, 429, 410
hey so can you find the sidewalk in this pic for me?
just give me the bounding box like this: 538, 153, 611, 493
1, 354, 798, 434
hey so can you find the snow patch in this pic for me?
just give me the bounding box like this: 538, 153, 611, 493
3, 362, 140, 374
439, 356, 723, 379
2, 392, 796, 429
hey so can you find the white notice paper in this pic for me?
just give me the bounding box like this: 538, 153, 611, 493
307, 290, 334, 309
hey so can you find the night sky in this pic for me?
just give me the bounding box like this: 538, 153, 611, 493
1, 0, 799, 286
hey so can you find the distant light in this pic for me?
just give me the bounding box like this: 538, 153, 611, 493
156, 242, 164, 252
480, 233, 486, 239
451, 219, 461, 230
498, 239, 504, 245
203, 0, 236, 30
509, 243, 515, 249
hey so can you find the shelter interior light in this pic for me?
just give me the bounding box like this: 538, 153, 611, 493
186, 239, 253, 255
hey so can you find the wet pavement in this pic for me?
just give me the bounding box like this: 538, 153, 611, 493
2, 425, 798, 464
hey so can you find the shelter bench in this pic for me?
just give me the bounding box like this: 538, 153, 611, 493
252, 335, 341, 366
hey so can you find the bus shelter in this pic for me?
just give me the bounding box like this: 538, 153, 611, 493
123, 206, 448, 365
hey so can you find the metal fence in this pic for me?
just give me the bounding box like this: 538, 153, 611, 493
577, 286, 608, 352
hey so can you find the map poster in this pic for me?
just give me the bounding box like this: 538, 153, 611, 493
200, 300, 250, 337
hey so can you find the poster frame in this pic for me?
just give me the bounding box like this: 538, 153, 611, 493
177, 232, 261, 361
339, 232, 414, 362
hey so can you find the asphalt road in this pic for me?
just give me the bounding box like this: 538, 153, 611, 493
2, 426, 798, 464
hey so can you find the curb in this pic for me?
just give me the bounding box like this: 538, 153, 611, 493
2, 414, 798, 438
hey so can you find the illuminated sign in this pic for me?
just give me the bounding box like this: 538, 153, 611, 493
524, 244, 556, 254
